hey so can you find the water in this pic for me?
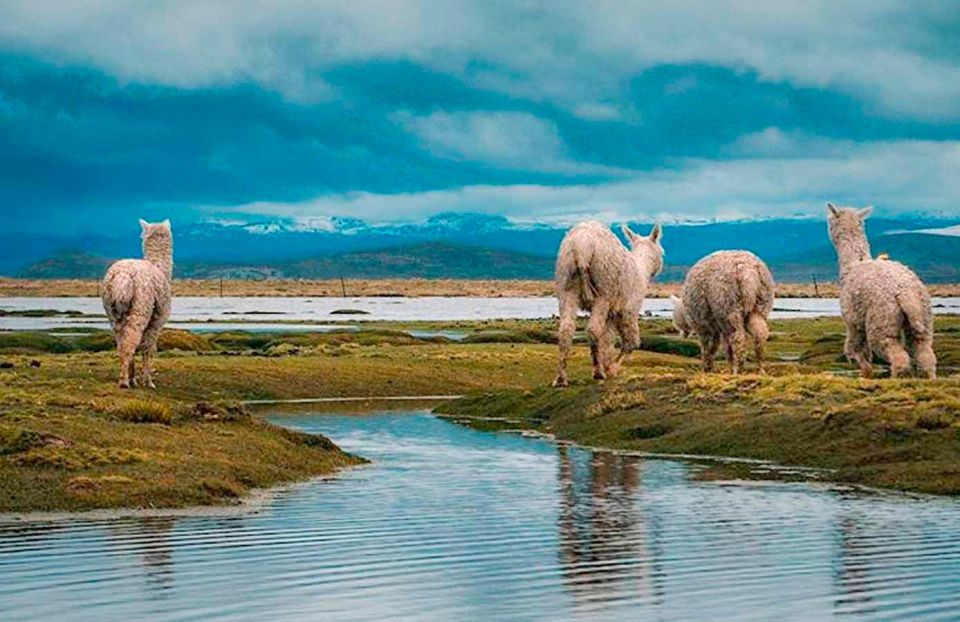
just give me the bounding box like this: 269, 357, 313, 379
2, 411, 960, 621
3, 296, 960, 332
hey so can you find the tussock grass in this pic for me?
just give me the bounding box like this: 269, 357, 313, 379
106, 400, 173, 425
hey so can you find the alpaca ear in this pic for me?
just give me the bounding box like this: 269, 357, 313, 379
160, 219, 171, 229
649, 223, 663, 244
670, 294, 681, 304
826, 202, 840, 217
139, 218, 149, 230
621, 224, 639, 246
858, 206, 873, 220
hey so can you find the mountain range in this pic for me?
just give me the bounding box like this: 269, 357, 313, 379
9, 212, 960, 282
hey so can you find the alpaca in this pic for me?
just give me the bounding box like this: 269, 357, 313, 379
827, 203, 935, 379
679, 250, 774, 374
670, 294, 693, 338
553, 220, 664, 387
101, 219, 173, 388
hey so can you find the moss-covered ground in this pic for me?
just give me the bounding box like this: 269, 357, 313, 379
3, 315, 960, 511
438, 315, 960, 496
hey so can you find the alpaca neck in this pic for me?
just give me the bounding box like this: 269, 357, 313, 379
835, 235, 871, 278
144, 239, 173, 280
632, 251, 658, 284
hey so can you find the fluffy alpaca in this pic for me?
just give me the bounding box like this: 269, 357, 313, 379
553, 220, 664, 387
679, 250, 774, 374
101, 219, 173, 388
827, 203, 936, 379
670, 294, 693, 338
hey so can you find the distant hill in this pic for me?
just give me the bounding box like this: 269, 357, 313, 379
18, 250, 113, 279
770, 232, 960, 283
11, 213, 960, 282
184, 242, 556, 280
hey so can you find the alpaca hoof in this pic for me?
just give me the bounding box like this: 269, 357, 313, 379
552, 376, 569, 388
118, 380, 131, 389
593, 371, 606, 381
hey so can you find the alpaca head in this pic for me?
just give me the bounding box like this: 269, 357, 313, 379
826, 203, 872, 266
620, 223, 664, 279
139, 219, 173, 275
670, 294, 692, 338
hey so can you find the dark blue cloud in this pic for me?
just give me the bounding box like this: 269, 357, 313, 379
2, 34, 959, 232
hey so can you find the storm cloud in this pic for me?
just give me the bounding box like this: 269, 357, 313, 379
1, 0, 959, 231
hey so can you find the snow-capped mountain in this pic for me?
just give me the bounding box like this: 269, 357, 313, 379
6, 212, 960, 281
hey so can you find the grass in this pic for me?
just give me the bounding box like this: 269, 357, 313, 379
437, 316, 960, 496
4, 314, 960, 512
0, 331, 587, 512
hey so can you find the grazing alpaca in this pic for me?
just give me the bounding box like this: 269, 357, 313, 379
827, 203, 936, 379
679, 251, 774, 374
553, 220, 664, 387
101, 219, 173, 388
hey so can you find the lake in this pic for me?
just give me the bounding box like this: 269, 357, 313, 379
3, 296, 960, 333
2, 411, 959, 621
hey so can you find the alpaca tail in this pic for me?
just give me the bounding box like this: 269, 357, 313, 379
897, 290, 931, 340
571, 247, 598, 307
102, 266, 136, 324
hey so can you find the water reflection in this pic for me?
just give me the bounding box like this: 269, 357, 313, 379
557, 446, 662, 611
106, 517, 178, 594
2, 413, 960, 622
833, 511, 876, 616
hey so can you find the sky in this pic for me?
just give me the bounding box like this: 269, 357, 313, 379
2, 0, 960, 233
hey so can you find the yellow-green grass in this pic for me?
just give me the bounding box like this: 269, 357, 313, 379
437, 316, 960, 495
0, 339, 587, 512
4, 314, 960, 512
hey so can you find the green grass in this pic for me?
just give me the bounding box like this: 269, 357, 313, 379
4, 315, 960, 511
438, 370, 960, 495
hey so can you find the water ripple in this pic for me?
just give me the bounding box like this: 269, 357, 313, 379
2, 411, 960, 621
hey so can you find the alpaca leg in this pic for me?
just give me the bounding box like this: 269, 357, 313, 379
553, 293, 579, 388
746, 314, 769, 374
843, 324, 872, 378
914, 335, 937, 380
699, 332, 720, 372
725, 315, 748, 374
587, 299, 611, 380
138, 321, 163, 389
880, 339, 911, 378
600, 321, 620, 377
610, 312, 641, 375
116, 317, 148, 389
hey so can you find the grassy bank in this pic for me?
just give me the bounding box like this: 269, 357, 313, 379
438, 316, 960, 495
10, 277, 960, 298
0, 332, 583, 512
4, 314, 960, 512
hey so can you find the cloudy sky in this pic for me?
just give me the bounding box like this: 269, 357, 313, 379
2, 0, 960, 233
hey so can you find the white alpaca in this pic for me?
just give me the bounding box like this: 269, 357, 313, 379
101, 219, 173, 388
678, 250, 774, 374
827, 203, 935, 378
553, 221, 664, 386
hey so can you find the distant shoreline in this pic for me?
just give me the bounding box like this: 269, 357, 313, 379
3, 277, 960, 299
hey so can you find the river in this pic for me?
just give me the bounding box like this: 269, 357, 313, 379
2, 410, 959, 621
2, 296, 960, 333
